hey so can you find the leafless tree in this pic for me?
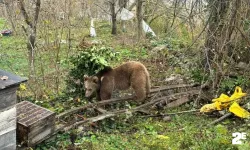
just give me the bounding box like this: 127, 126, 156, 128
204, 0, 250, 92
109, 0, 127, 35
95, 0, 127, 35
18, 0, 41, 75
136, 0, 143, 40
2, 0, 16, 33
119, 0, 127, 31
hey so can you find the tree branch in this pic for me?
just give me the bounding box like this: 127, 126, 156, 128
208, 113, 232, 126
143, 109, 199, 117
235, 26, 250, 46
18, 0, 33, 28
115, 0, 127, 15
94, 3, 112, 16
128, 1, 136, 11
33, 0, 41, 31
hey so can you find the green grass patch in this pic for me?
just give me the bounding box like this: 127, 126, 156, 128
0, 35, 28, 75
0, 18, 8, 29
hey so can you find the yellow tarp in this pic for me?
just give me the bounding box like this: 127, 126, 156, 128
200, 103, 217, 113
229, 102, 250, 118
229, 86, 247, 101
200, 86, 249, 118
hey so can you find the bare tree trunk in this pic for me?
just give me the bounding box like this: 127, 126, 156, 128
205, 0, 230, 91
136, 0, 143, 40
110, 0, 117, 35
119, 0, 127, 32
170, 0, 179, 28
18, 0, 41, 75
128, 1, 136, 11
205, 0, 241, 91
3, 0, 16, 34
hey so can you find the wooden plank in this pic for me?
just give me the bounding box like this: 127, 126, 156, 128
0, 86, 17, 110
166, 96, 190, 108
0, 129, 16, 149
95, 107, 109, 114
17, 101, 55, 127
149, 84, 197, 94
28, 116, 55, 138
27, 124, 65, 147
17, 123, 28, 147
16, 101, 56, 147
0, 106, 16, 136
30, 128, 53, 146
29, 113, 55, 131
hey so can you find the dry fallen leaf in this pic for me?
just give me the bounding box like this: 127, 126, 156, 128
1, 76, 8, 80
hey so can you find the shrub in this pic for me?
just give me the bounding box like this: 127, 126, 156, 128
219, 76, 250, 94
66, 46, 119, 98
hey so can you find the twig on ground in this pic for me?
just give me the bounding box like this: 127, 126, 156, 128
143, 109, 200, 117
207, 113, 232, 126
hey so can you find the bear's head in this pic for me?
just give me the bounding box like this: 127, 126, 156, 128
83, 75, 99, 98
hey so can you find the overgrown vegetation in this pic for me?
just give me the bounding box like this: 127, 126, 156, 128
1, 0, 250, 149
220, 76, 250, 94
66, 46, 119, 98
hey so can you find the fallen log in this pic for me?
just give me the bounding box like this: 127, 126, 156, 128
167, 95, 190, 108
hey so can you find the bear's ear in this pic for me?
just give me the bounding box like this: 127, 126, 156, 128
83, 75, 89, 81
92, 76, 99, 83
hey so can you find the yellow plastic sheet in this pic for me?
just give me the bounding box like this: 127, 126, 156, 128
200, 103, 217, 112
229, 86, 247, 101
229, 102, 250, 118
200, 93, 231, 112
214, 101, 231, 110
212, 93, 230, 103
200, 86, 248, 118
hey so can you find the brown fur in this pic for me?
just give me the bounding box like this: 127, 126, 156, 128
84, 61, 150, 101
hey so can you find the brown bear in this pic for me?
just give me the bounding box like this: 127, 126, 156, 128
84, 61, 150, 101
